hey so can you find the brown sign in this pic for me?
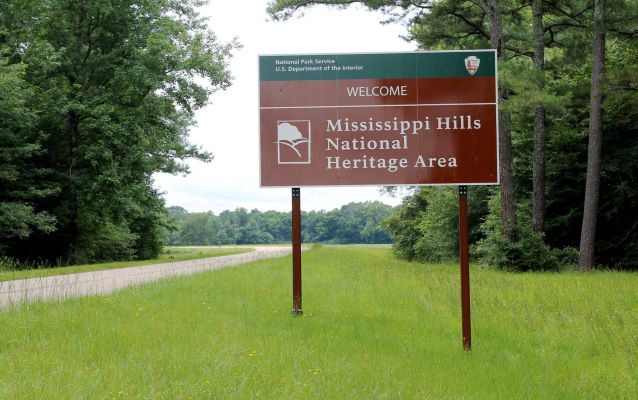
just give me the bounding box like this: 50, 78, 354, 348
259, 51, 498, 187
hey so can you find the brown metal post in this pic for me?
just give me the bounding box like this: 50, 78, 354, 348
291, 187, 302, 316
459, 185, 472, 350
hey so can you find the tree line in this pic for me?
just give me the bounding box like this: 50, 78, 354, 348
166, 201, 394, 246
269, 0, 638, 270
0, 0, 236, 263
3, 0, 636, 270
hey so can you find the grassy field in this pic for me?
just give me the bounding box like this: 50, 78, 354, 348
0, 246, 252, 282
0, 246, 636, 399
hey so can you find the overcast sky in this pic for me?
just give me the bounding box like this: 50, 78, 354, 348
153, 1, 416, 213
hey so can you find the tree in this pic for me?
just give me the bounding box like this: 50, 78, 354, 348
531, 0, 546, 233
1, 0, 237, 262
594, 39, 638, 267
179, 213, 215, 246
0, 59, 57, 255
216, 210, 240, 245
486, 0, 518, 241
165, 206, 189, 245
578, 0, 606, 270
324, 202, 394, 244
382, 190, 429, 261
358, 202, 394, 243
576, 0, 638, 269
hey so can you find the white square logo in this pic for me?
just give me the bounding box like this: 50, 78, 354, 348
276, 120, 311, 164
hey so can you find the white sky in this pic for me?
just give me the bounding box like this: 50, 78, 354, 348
153, 0, 415, 213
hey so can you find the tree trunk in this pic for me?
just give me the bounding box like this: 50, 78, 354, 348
486, 0, 517, 241
498, 107, 517, 241
65, 110, 80, 261
532, 0, 546, 234
579, 0, 606, 270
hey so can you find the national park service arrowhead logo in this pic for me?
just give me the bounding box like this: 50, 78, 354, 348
276, 120, 311, 164
464, 56, 480, 76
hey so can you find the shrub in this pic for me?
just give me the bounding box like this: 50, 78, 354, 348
475, 193, 560, 271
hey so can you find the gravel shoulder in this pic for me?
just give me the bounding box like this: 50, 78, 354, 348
0, 246, 292, 309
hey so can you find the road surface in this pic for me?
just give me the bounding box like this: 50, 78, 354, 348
0, 246, 292, 309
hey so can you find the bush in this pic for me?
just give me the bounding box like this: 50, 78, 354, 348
552, 246, 579, 268
383, 187, 490, 263
0, 256, 19, 271
382, 189, 429, 261
412, 187, 459, 262
475, 193, 560, 271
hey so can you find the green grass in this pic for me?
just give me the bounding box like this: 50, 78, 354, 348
1, 246, 636, 399
0, 246, 252, 282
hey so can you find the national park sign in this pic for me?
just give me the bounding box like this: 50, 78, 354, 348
259, 50, 498, 187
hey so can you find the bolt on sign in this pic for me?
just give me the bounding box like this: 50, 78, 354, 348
259, 50, 499, 187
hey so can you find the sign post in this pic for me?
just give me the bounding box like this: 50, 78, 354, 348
259, 51, 498, 348
291, 187, 302, 316
458, 185, 471, 350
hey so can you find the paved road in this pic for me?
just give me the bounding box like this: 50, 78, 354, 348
0, 246, 292, 309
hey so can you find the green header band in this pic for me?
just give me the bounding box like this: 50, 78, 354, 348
259, 50, 496, 81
